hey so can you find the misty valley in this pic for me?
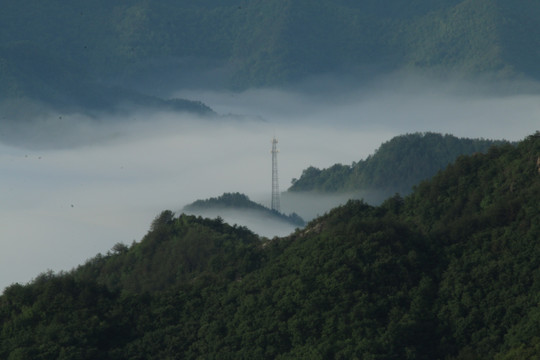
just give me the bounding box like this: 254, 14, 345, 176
1, 76, 540, 359
2, 0, 540, 358
2, 90, 533, 291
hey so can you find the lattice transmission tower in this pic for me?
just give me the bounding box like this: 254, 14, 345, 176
271, 137, 280, 212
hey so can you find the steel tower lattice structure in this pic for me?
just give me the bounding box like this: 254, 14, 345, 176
271, 137, 280, 212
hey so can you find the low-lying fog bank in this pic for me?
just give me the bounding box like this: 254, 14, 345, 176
182, 208, 300, 239
0, 114, 391, 291
1, 75, 539, 291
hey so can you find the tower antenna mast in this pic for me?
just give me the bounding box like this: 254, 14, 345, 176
271, 137, 281, 212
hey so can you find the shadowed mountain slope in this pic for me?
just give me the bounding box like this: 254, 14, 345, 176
2, 0, 540, 110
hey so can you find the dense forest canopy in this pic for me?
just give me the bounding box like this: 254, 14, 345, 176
2, 0, 540, 109
289, 132, 508, 196
1, 132, 539, 358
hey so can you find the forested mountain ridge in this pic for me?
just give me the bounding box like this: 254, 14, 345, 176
74, 212, 264, 294
1, 132, 540, 358
2, 0, 540, 110
289, 132, 507, 196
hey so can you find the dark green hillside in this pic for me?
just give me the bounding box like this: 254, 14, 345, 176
0, 215, 266, 359
184, 192, 305, 227
403, 132, 540, 358
74, 212, 263, 294
289, 132, 507, 196
1, 205, 441, 359
2, 0, 540, 109
1, 133, 540, 358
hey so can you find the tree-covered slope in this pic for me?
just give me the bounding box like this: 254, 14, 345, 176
1, 132, 540, 359
289, 132, 507, 196
2, 0, 540, 108
403, 132, 540, 358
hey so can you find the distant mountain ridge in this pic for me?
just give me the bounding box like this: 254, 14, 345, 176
2, 0, 540, 109
289, 132, 508, 196
184, 192, 305, 228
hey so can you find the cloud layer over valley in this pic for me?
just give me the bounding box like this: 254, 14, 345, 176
1, 76, 539, 291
